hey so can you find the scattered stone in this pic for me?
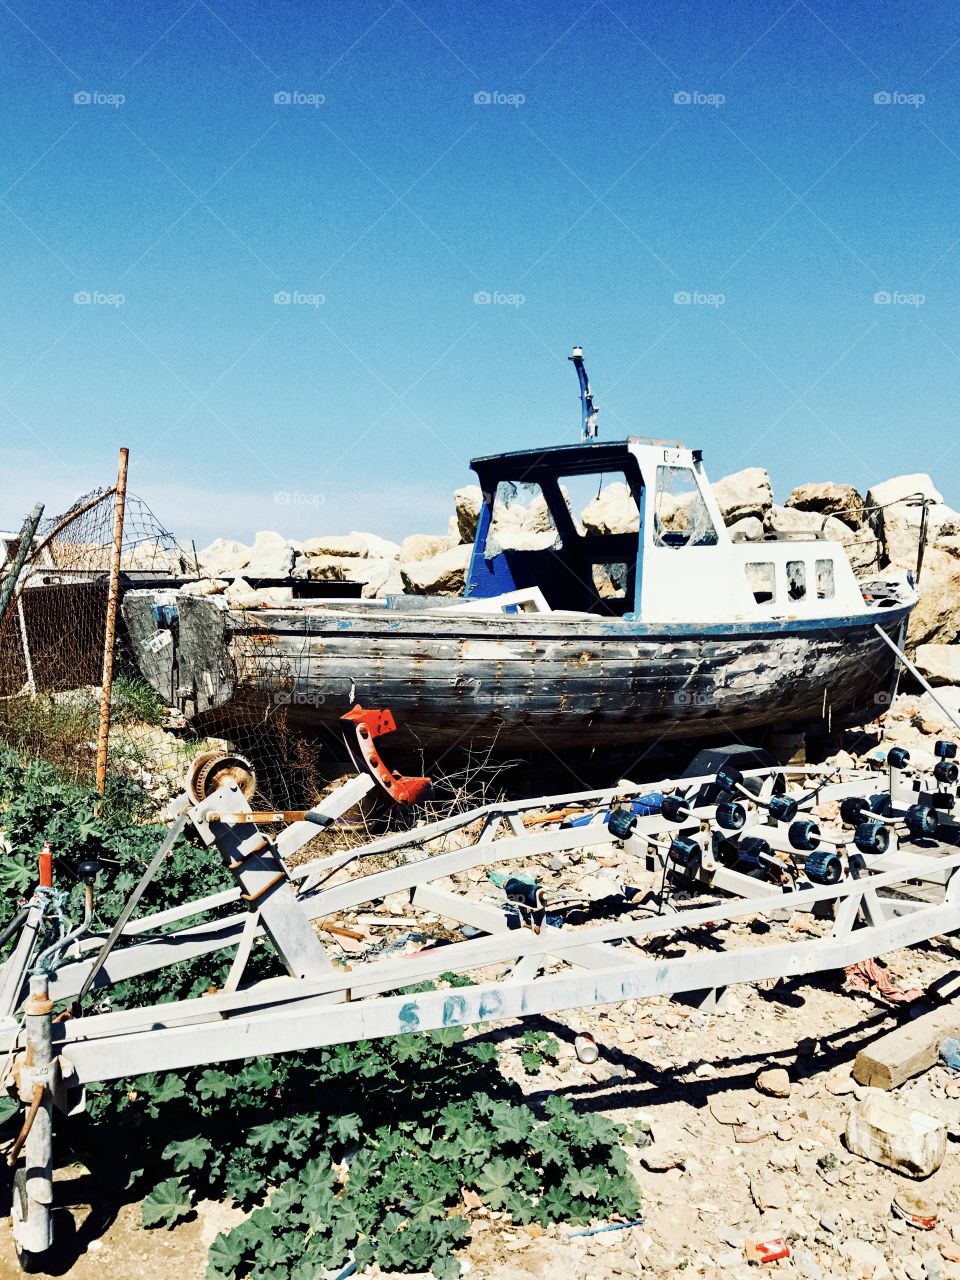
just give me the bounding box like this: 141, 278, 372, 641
825, 1067, 857, 1095
755, 1066, 791, 1098
710, 1096, 752, 1127
915, 686, 960, 736
751, 1176, 789, 1210
845, 1094, 947, 1178
839, 1236, 893, 1279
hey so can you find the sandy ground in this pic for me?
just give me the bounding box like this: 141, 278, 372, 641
1, 933, 958, 1280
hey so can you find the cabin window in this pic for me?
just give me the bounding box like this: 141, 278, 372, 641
654, 466, 719, 547
557, 473, 640, 536
786, 560, 806, 601
746, 561, 776, 604
592, 562, 629, 600
484, 481, 562, 558
816, 558, 835, 599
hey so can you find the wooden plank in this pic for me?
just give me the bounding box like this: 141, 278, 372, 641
853, 1002, 960, 1091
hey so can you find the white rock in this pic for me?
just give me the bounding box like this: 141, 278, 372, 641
845, 1093, 947, 1178
400, 533, 455, 563
353, 531, 401, 560
839, 1237, 893, 1279
712, 467, 773, 524
223, 577, 262, 609
764, 505, 847, 539
246, 531, 294, 578
454, 485, 484, 543
400, 543, 472, 595
907, 549, 960, 647
914, 644, 960, 687
301, 533, 369, 559
196, 537, 251, 577
582, 482, 639, 535
179, 578, 227, 597
727, 516, 764, 542
868, 474, 944, 509
866, 475, 949, 571
915, 686, 960, 736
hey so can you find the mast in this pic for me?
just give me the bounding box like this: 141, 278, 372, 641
568, 346, 599, 441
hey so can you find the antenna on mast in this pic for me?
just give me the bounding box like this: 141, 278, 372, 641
568, 346, 598, 441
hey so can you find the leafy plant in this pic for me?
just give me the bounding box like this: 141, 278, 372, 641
518, 1028, 561, 1075
0, 741, 640, 1276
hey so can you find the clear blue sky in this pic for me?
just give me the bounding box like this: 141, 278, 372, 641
1, 0, 958, 546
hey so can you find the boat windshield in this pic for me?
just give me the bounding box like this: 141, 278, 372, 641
654, 465, 719, 547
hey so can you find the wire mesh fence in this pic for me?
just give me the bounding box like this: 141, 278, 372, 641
0, 486, 370, 813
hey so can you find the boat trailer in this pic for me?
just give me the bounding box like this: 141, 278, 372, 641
2, 711, 960, 1268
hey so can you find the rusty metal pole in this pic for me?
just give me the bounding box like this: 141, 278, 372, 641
95, 448, 129, 797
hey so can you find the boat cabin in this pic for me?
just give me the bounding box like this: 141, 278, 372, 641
466, 439, 868, 624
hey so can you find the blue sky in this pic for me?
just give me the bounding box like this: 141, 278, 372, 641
1, 0, 959, 545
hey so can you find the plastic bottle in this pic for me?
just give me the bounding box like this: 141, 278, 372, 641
575, 1032, 599, 1064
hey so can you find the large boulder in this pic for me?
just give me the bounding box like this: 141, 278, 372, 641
304, 555, 402, 599
914, 644, 960, 687
246, 531, 295, 578
906, 547, 960, 647
581, 482, 639, 535
301, 533, 368, 559
454, 486, 484, 544
726, 516, 764, 542
355, 532, 401, 560
196, 537, 251, 578
712, 468, 773, 524
785, 482, 865, 530
400, 543, 472, 596
400, 533, 455, 563
867, 474, 948, 571
915, 686, 960, 736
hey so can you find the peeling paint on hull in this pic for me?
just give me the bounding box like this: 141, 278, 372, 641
123, 594, 912, 751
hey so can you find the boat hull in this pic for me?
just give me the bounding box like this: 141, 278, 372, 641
123, 594, 913, 755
